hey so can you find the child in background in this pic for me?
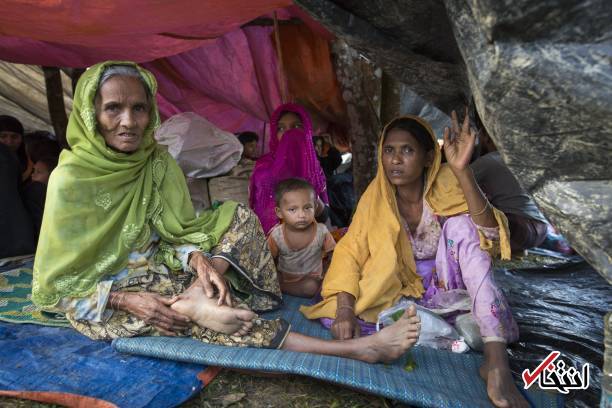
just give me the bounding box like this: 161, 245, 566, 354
268, 178, 336, 298
31, 155, 58, 185
237, 131, 259, 161
230, 131, 259, 178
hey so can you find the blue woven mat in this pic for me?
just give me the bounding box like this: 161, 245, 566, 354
0, 321, 207, 407
113, 296, 563, 408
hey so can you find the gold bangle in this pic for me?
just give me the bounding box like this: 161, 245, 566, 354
110, 292, 125, 310
471, 199, 490, 217
336, 305, 354, 313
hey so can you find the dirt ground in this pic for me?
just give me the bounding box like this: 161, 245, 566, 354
184, 369, 404, 407
0, 369, 406, 408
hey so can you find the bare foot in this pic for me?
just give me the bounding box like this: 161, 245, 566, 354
171, 283, 256, 336
357, 306, 421, 363
480, 344, 530, 408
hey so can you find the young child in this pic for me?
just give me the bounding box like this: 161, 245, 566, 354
230, 131, 259, 179
237, 131, 259, 161
268, 178, 336, 298
31, 155, 58, 185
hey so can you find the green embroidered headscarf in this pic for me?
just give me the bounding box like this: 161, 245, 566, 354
32, 61, 238, 308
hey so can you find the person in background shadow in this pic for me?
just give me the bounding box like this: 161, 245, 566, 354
313, 133, 342, 179
0, 117, 60, 252
230, 131, 259, 179
237, 131, 259, 161
31, 155, 58, 185
0, 115, 32, 182
470, 109, 548, 252
0, 142, 36, 257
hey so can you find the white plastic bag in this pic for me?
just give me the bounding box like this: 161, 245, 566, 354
455, 312, 484, 351
377, 299, 469, 353
154, 112, 243, 178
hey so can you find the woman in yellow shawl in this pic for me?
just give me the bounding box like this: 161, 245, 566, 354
32, 61, 424, 362
302, 113, 528, 408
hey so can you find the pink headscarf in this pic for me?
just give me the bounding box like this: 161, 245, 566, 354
249, 103, 328, 234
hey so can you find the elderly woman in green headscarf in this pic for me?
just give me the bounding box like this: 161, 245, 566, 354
32, 61, 421, 359
32, 61, 287, 345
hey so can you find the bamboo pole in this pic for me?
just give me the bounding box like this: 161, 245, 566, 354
42, 67, 68, 149
273, 11, 289, 104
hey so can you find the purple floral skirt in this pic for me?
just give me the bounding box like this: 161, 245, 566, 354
320, 215, 518, 342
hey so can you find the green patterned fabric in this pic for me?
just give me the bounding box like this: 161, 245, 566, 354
0, 257, 69, 327
32, 61, 238, 308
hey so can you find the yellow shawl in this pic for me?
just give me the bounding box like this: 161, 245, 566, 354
301, 115, 510, 323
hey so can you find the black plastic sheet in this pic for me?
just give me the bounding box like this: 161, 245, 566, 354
496, 262, 610, 407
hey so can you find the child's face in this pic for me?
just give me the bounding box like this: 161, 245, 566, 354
243, 141, 258, 160
31, 161, 50, 184
275, 189, 316, 230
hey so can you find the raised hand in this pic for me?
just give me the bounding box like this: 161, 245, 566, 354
443, 108, 477, 173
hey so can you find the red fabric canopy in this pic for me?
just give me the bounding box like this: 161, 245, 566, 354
144, 27, 283, 141
0, 0, 291, 66
0, 1, 347, 154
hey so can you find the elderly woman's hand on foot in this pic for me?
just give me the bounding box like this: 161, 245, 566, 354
189, 251, 232, 307
109, 291, 191, 336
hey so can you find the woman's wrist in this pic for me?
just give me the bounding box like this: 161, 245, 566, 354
335, 291, 356, 317
109, 291, 127, 311
471, 198, 491, 217
449, 165, 473, 179
336, 305, 354, 313
336, 307, 355, 320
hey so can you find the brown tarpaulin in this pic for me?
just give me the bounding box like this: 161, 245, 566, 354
274, 24, 349, 147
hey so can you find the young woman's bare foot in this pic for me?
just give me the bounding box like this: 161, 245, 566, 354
171, 283, 256, 336
479, 343, 529, 408
357, 305, 421, 363
282, 306, 420, 363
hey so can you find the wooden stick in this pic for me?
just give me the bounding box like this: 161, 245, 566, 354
42, 67, 68, 149
273, 11, 288, 104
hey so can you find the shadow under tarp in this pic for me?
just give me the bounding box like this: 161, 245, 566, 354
114, 295, 563, 408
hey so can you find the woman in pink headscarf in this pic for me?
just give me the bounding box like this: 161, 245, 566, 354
250, 103, 328, 234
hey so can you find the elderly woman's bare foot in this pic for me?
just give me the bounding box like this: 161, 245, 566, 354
357, 307, 420, 363
480, 343, 529, 408
171, 283, 256, 336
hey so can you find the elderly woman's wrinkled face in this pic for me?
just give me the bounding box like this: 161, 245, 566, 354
0, 131, 22, 152
95, 76, 150, 153
276, 112, 303, 141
